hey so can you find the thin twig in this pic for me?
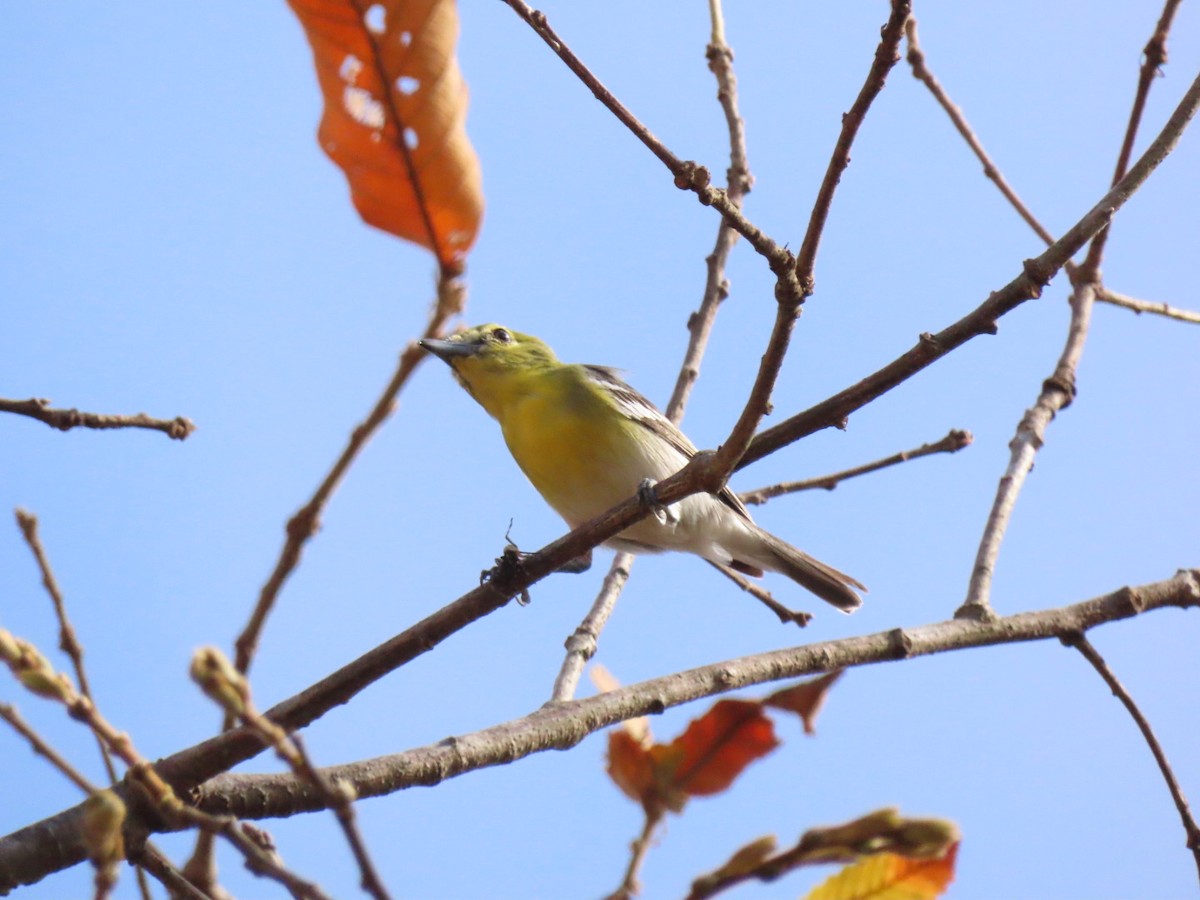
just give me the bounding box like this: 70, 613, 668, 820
193, 648, 393, 900
1082, 0, 1184, 274
959, 283, 1097, 619
0, 703, 100, 794
708, 0, 911, 491
740, 429, 972, 505
708, 562, 812, 627
908, 10, 1199, 331
742, 66, 1200, 469
15, 510, 120, 787
796, 0, 911, 289
0, 633, 332, 899
665, 2, 753, 422
291, 734, 391, 900
960, 4, 1177, 620
0, 397, 194, 440
550, 553, 633, 703
499, 0, 789, 269
549, 0, 754, 703
130, 843, 213, 900
905, 18, 1055, 246
606, 807, 664, 900
233, 277, 466, 677
1096, 288, 1200, 324
1064, 633, 1200, 881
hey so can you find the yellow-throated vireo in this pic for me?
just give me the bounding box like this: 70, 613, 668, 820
420, 324, 864, 612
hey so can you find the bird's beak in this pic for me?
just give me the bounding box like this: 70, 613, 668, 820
419, 337, 479, 364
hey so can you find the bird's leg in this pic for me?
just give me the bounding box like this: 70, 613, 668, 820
480, 541, 532, 605
637, 477, 680, 527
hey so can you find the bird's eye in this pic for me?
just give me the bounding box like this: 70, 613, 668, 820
491, 327, 512, 344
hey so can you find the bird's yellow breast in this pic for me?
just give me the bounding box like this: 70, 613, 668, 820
495, 368, 646, 526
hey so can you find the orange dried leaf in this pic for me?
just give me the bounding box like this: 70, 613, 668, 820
606, 729, 658, 809
764, 670, 843, 735
287, 0, 484, 268
665, 699, 779, 797
804, 843, 959, 900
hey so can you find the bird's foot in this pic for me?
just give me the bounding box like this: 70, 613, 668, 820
638, 478, 680, 527
481, 541, 532, 606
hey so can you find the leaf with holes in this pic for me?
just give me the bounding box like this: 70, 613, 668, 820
287, 0, 483, 270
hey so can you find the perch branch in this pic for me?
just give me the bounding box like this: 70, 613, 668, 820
2, 569, 1196, 888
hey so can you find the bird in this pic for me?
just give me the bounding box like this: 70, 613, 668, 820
419, 324, 865, 612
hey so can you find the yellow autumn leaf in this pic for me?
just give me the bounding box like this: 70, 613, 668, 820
804, 844, 959, 900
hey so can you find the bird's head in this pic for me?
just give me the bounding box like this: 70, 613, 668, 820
420, 324, 559, 410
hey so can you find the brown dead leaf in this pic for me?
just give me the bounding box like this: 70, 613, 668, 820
764, 670, 843, 735
606, 729, 659, 811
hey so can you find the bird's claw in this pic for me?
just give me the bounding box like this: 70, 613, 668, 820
480, 542, 531, 606
638, 478, 679, 527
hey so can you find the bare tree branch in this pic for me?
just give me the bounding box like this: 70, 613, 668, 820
707, 0, 911, 493
1096, 288, 1200, 324
1064, 633, 1200, 882
550, 0, 756, 704
908, 10, 1200, 329
961, 1, 1177, 620
904, 18, 1055, 246
0, 397, 194, 440
550, 553, 633, 703
0, 703, 100, 795
795, 1, 911, 288
233, 277, 467, 678
960, 284, 1096, 619
1082, 0, 1184, 274
606, 807, 664, 900
188, 569, 1196, 817
740, 429, 972, 505
3, 569, 1195, 889
499, 0, 791, 272
741, 65, 1200, 469
129, 843, 212, 900
15, 510, 120, 786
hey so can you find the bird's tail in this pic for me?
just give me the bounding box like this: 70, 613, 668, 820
747, 527, 865, 613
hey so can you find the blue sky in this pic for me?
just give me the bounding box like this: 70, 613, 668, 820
2, 2, 1199, 898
